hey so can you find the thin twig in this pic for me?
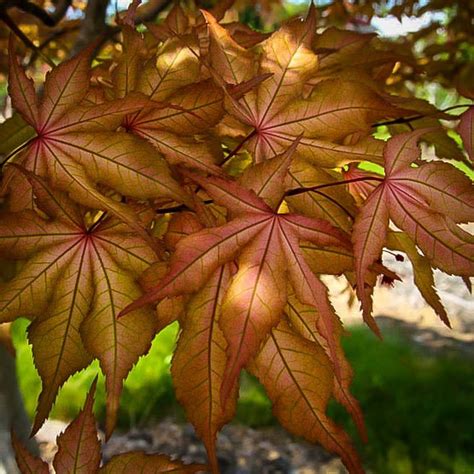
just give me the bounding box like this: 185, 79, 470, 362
285, 176, 384, 198
0, 12, 55, 67
28, 25, 80, 66
221, 130, 257, 166
373, 104, 472, 128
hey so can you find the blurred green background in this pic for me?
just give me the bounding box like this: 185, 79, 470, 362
12, 319, 474, 474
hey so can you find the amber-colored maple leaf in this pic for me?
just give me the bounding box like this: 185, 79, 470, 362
123, 143, 349, 387
204, 7, 402, 169
121, 143, 364, 472
0, 170, 158, 436
6, 38, 187, 233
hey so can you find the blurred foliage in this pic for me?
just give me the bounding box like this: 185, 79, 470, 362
12, 319, 474, 473
0, 0, 473, 103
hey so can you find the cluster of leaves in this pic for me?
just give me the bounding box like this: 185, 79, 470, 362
1, 2, 473, 473
13, 379, 207, 473
1, 0, 472, 96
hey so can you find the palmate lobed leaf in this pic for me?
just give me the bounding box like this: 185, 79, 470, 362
5, 37, 189, 233
353, 129, 474, 327
12, 381, 207, 474
109, 23, 227, 176
205, 8, 406, 168
0, 172, 158, 437
122, 143, 363, 472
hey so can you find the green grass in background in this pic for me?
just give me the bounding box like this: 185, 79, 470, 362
12, 320, 474, 473
332, 326, 474, 474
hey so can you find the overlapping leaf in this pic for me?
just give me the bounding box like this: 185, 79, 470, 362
110, 24, 225, 175
205, 8, 403, 167
0, 172, 157, 436
353, 129, 474, 326
5, 38, 187, 231
124, 148, 350, 383
121, 143, 363, 471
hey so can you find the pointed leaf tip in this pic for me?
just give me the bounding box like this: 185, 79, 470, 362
52, 377, 101, 473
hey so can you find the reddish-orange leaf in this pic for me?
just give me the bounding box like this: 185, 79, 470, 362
353, 129, 474, 325
249, 320, 364, 474
6, 40, 187, 232
172, 266, 237, 473
123, 151, 351, 397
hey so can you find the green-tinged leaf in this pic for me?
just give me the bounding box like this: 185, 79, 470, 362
0, 114, 35, 157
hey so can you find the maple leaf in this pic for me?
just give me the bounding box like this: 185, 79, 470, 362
249, 320, 364, 474
12, 380, 207, 474
6, 38, 188, 233
122, 142, 351, 406
0, 170, 158, 436
107, 24, 226, 176
353, 129, 474, 328
204, 8, 403, 168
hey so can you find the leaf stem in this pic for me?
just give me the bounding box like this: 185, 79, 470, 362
285, 176, 384, 197
155, 199, 213, 215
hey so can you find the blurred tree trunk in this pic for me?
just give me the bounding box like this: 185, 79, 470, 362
0, 327, 38, 474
